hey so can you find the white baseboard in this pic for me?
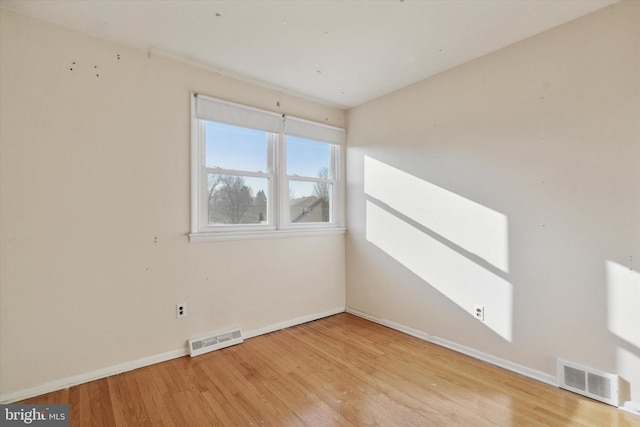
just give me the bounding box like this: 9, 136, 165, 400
620, 401, 640, 417
0, 306, 346, 404
346, 307, 558, 387
0, 348, 188, 404
244, 307, 346, 339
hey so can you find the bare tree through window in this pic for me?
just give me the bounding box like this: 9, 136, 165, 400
208, 175, 266, 224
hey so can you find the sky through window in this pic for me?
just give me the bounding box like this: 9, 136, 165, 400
206, 122, 331, 198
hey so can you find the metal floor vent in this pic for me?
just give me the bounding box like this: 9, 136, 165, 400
189, 328, 243, 357
558, 359, 619, 406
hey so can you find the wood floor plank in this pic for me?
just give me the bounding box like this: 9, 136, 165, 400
190, 351, 263, 426
16, 313, 640, 426
188, 368, 248, 426
308, 316, 589, 426
271, 327, 457, 426
291, 317, 511, 424
72, 383, 92, 426
88, 379, 116, 427
137, 369, 169, 426
239, 336, 356, 426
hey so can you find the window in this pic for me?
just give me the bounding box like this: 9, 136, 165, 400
206, 122, 273, 226
190, 94, 345, 241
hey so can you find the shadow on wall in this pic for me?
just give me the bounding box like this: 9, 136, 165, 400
364, 156, 512, 341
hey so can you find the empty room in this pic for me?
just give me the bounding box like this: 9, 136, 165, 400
0, 0, 638, 425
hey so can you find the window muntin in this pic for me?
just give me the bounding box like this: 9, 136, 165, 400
192, 94, 344, 238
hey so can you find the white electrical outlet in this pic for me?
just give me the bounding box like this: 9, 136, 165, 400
176, 303, 187, 318
474, 305, 484, 321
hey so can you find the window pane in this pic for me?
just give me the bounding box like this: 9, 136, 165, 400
289, 180, 332, 223
208, 174, 269, 225
286, 136, 330, 178
205, 122, 268, 172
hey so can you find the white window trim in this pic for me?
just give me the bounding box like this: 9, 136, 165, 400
189, 227, 346, 243
189, 93, 346, 242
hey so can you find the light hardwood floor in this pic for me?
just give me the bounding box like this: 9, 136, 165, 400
21, 313, 638, 426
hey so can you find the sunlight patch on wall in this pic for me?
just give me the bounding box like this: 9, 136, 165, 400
615, 347, 639, 409
607, 261, 640, 349
366, 201, 513, 341
364, 156, 509, 272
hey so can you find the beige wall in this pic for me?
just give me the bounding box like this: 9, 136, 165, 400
0, 9, 345, 398
346, 0, 640, 404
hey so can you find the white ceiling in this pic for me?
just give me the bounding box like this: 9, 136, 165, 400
0, 0, 618, 108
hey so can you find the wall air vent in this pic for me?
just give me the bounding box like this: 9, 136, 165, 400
558, 359, 619, 406
189, 328, 243, 357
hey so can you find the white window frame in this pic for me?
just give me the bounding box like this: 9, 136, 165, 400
190, 94, 346, 242
196, 119, 277, 234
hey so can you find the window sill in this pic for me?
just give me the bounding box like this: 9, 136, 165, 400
189, 227, 347, 243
